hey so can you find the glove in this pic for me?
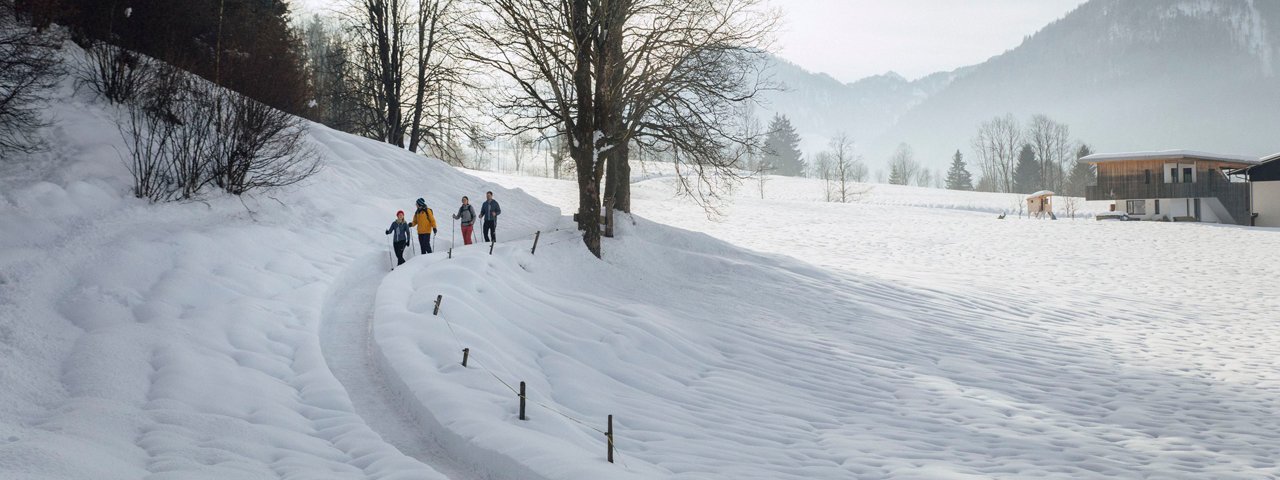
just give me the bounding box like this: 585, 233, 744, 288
433, 228, 438, 234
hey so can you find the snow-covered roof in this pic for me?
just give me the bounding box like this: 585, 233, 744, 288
1262, 152, 1280, 163
1082, 150, 1259, 166
1025, 190, 1054, 200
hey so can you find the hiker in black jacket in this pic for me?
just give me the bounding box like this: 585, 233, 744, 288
479, 191, 501, 243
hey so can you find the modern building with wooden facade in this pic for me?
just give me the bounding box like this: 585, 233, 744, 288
1083, 150, 1258, 225
1227, 152, 1280, 227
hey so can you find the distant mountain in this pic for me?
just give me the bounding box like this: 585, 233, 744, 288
754, 57, 970, 159
765, 0, 1280, 173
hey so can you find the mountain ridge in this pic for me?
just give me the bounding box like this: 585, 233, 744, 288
759, 0, 1280, 173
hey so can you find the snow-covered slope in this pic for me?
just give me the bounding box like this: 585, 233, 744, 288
0, 44, 558, 479
6, 40, 1280, 480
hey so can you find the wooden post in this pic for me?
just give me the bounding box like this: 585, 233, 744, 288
461, 348, 469, 367
489, 241, 496, 255
448, 247, 452, 259
606, 414, 614, 464
519, 381, 527, 420
531, 231, 541, 255
433, 295, 442, 315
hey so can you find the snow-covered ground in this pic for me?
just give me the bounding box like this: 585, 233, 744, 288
5, 43, 1280, 479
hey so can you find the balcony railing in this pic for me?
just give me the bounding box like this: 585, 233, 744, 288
1086, 171, 1247, 202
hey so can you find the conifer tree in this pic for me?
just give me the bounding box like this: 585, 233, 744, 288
1013, 144, 1042, 194
763, 114, 805, 176
1065, 144, 1095, 196
945, 150, 973, 190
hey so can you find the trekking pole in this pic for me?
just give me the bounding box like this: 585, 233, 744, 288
387, 235, 394, 270
451, 217, 456, 249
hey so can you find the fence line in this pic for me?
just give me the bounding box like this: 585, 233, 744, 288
430, 284, 629, 468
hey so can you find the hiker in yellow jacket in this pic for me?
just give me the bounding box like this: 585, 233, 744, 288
410, 198, 438, 254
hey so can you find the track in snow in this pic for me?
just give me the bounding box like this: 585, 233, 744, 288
319, 252, 482, 480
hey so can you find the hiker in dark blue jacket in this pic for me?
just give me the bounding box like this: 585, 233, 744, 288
480, 191, 501, 243
386, 210, 411, 265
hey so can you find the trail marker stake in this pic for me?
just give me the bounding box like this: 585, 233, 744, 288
519, 381, 527, 420
607, 414, 614, 464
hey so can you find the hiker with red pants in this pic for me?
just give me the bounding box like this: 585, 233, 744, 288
453, 196, 477, 245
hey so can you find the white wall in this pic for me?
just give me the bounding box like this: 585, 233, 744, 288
1122, 198, 1230, 223
1253, 181, 1280, 227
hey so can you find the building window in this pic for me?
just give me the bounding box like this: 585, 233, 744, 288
1183, 167, 1194, 183
1145, 169, 1151, 184
1155, 199, 1160, 215
1169, 167, 1179, 183
1126, 200, 1146, 215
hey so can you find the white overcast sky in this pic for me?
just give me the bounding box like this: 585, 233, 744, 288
768, 0, 1089, 82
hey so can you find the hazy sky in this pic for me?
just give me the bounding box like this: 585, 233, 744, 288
768, 0, 1089, 82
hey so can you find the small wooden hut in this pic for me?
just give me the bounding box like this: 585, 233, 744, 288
1026, 191, 1054, 218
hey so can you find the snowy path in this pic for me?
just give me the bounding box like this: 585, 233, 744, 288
319, 253, 484, 480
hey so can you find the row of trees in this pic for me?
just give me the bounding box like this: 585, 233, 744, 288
462, 0, 776, 256
300, 1, 780, 256
0, 0, 317, 198
971, 114, 1089, 195
301, 0, 479, 163
16, 0, 311, 115
6, 0, 779, 257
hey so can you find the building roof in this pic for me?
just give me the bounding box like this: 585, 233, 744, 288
1231, 152, 1280, 181
1082, 150, 1260, 166
1025, 190, 1054, 200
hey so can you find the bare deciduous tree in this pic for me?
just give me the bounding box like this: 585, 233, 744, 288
812, 150, 834, 201
469, 0, 775, 257
971, 114, 1022, 193
0, 1, 63, 154
121, 66, 318, 201
916, 168, 933, 188
79, 41, 149, 104
212, 91, 319, 195
342, 0, 470, 154
616, 0, 779, 213
827, 133, 865, 202
1028, 114, 1072, 192
887, 142, 919, 186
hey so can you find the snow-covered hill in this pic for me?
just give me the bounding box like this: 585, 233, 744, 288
5, 40, 1280, 480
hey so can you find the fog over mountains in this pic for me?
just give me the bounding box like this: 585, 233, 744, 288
759, 0, 1280, 172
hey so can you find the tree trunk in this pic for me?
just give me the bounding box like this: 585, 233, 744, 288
571, 0, 600, 258
408, 1, 438, 153
596, 0, 630, 213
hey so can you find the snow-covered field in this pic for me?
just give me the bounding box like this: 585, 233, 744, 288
5, 44, 1280, 479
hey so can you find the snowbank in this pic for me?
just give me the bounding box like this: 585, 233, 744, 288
0, 41, 556, 479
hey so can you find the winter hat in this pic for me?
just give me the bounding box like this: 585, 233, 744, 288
396, 210, 405, 216
416, 198, 426, 207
